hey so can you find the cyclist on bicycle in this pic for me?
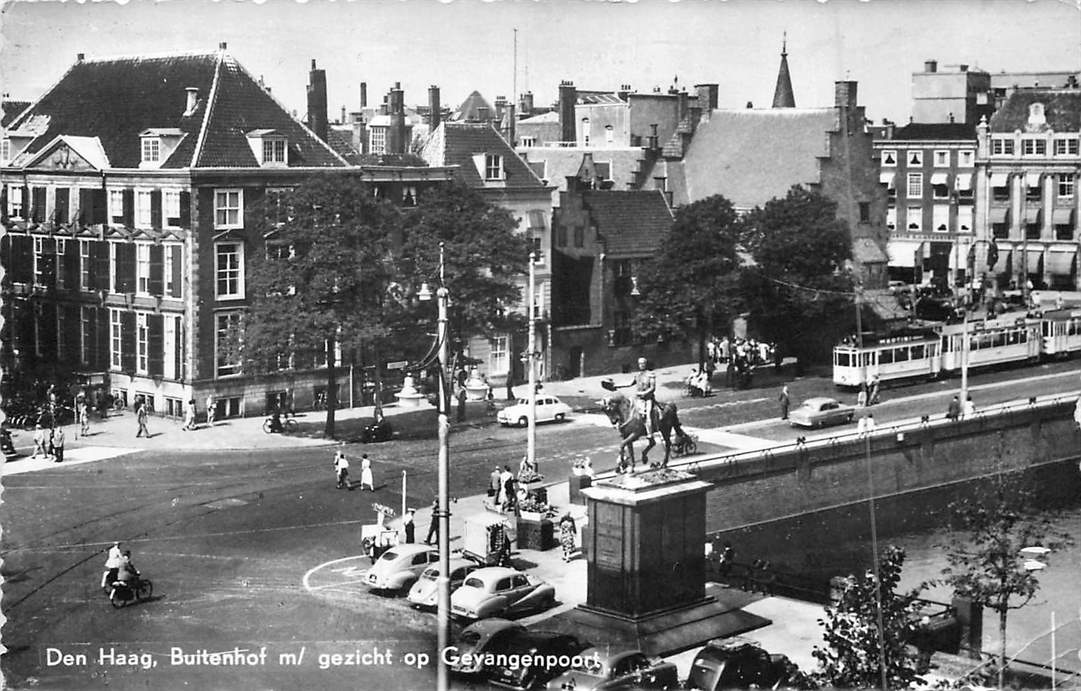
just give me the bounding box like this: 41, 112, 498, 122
269, 407, 284, 433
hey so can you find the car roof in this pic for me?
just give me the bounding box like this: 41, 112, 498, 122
580, 648, 642, 665
800, 397, 838, 406
469, 566, 520, 580
422, 557, 475, 573
386, 543, 437, 557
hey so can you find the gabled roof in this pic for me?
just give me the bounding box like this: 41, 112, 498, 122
989, 89, 1081, 133
454, 90, 494, 122
2, 100, 31, 128
672, 108, 836, 208
6, 52, 347, 169
422, 122, 546, 190
584, 190, 673, 256
23, 135, 111, 170
890, 123, 976, 140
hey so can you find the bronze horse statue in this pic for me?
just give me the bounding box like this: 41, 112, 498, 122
598, 390, 685, 472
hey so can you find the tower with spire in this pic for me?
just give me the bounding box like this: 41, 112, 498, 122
772, 33, 796, 108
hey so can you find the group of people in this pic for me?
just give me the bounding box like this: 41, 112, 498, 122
31, 424, 66, 463
181, 395, 217, 432
332, 445, 375, 491
100, 541, 141, 590
946, 394, 977, 421
684, 368, 714, 398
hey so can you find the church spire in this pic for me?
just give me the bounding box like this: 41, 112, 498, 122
772, 32, 796, 108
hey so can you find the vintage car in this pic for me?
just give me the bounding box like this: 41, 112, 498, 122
406, 557, 480, 609
788, 397, 856, 429
497, 395, 573, 427
485, 629, 589, 690
546, 648, 680, 690
450, 566, 556, 620
365, 543, 439, 594
684, 638, 809, 691
447, 618, 525, 677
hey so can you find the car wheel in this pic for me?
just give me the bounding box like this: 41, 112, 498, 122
847, 414, 854, 423
518, 417, 528, 428
555, 413, 565, 422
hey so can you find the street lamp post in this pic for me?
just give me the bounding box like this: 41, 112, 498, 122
527, 251, 537, 470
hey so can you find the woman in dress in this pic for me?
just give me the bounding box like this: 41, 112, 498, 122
360, 453, 374, 491
558, 513, 577, 563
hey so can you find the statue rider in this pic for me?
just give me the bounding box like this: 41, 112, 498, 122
632, 357, 657, 434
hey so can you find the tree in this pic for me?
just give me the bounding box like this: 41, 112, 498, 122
741, 186, 854, 368
245, 175, 402, 438
813, 544, 925, 689
631, 195, 742, 369
936, 461, 1072, 690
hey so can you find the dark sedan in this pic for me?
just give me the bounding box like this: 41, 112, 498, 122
486, 630, 591, 690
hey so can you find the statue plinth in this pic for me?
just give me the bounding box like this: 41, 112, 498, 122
394, 374, 429, 409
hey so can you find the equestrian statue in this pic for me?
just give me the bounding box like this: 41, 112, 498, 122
600, 357, 687, 472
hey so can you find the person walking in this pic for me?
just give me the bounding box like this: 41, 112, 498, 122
488, 466, 502, 499
946, 395, 962, 421
424, 498, 439, 546
856, 385, 868, 408
500, 465, 516, 512
32, 424, 47, 459
360, 453, 375, 491
51, 426, 65, 463
135, 399, 150, 438
961, 394, 976, 420
77, 397, 90, 439
205, 395, 216, 427
456, 387, 467, 423
558, 513, 577, 563
333, 447, 350, 490
402, 508, 415, 544
778, 385, 790, 420
869, 375, 881, 406
181, 399, 196, 431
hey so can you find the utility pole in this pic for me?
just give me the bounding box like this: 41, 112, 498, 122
527, 251, 537, 470
435, 243, 450, 691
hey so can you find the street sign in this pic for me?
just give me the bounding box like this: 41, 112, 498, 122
386, 360, 408, 370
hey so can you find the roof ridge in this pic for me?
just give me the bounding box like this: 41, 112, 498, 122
7, 58, 83, 132
77, 51, 219, 64
190, 52, 224, 167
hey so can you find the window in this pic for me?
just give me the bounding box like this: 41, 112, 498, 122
573, 225, 584, 248
605, 125, 614, 145
111, 309, 122, 368
556, 224, 567, 247
932, 205, 950, 232
581, 118, 590, 146
369, 128, 386, 154
33, 236, 45, 286
1027, 177, 1042, 202
908, 151, 923, 166
932, 179, 949, 199
484, 154, 503, 180
135, 190, 152, 228
163, 316, 177, 380
136, 244, 151, 294
141, 138, 160, 163
80, 240, 91, 291
1, 139, 9, 163
55, 239, 66, 290
215, 312, 243, 377
489, 335, 508, 375
7, 184, 23, 218
1059, 174, 1075, 198
906, 173, 923, 199
520, 136, 536, 147
934, 150, 949, 166
81, 306, 92, 364
906, 206, 922, 231
33, 303, 43, 358
163, 190, 181, 227
1054, 138, 1080, 156
1022, 138, 1047, 156
215, 243, 244, 299
137, 313, 149, 374
992, 138, 1015, 156
109, 189, 125, 224
957, 206, 973, 233
885, 207, 896, 231
881, 150, 897, 167
958, 150, 975, 167
214, 189, 242, 228
993, 178, 1010, 202
262, 139, 286, 164
164, 245, 177, 297
859, 202, 870, 223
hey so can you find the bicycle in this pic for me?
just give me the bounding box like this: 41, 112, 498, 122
262, 416, 298, 434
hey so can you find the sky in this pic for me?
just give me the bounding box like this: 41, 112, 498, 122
2, 0, 1081, 125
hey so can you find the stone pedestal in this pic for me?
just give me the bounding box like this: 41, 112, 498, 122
395, 374, 428, 409
516, 516, 555, 550
464, 367, 488, 401
569, 474, 592, 505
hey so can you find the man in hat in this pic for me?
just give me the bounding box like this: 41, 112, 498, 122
51, 426, 65, 463
32, 424, 47, 459
333, 446, 350, 490
402, 508, 416, 544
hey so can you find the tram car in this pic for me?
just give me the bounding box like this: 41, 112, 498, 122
833, 312, 1044, 388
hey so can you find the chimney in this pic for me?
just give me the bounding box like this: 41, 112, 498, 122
519, 91, 534, 115
477, 106, 490, 122
617, 84, 632, 101
746, 101, 754, 109
340, 106, 346, 125
494, 95, 508, 125
648, 123, 659, 150
677, 88, 689, 122
360, 82, 367, 108
959, 64, 969, 72
924, 59, 938, 73
76, 53, 85, 62
389, 82, 406, 154
306, 59, 328, 142
351, 112, 366, 153
428, 85, 441, 129
695, 83, 719, 111
559, 80, 577, 144
184, 87, 199, 117
218, 42, 228, 51
834, 81, 857, 110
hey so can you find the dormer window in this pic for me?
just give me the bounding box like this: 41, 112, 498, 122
262, 139, 286, 164
138, 128, 184, 168
142, 137, 161, 163
246, 129, 289, 167
485, 154, 503, 180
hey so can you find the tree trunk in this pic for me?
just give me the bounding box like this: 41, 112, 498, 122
325, 336, 337, 439
998, 608, 1008, 691
697, 328, 707, 372
372, 342, 384, 420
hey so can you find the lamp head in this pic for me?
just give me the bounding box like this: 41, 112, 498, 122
417, 282, 432, 301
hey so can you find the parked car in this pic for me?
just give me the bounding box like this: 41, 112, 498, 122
685, 638, 810, 691
448, 618, 525, 677
546, 648, 680, 690
450, 566, 556, 620
365, 543, 439, 594
498, 395, 572, 427
788, 397, 855, 429
406, 558, 479, 609
486, 629, 590, 690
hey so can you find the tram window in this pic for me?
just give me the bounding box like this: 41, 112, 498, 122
911, 344, 925, 359
969, 336, 979, 351
894, 347, 909, 362
1020, 330, 1028, 343
878, 349, 892, 364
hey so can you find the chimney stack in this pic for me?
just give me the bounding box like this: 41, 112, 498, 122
834, 81, 858, 110
76, 53, 85, 62
306, 59, 328, 142
647, 123, 659, 150
924, 59, 938, 73
428, 85, 442, 129
495, 95, 508, 124
184, 87, 199, 117
559, 80, 577, 144
389, 82, 407, 154
695, 83, 719, 111
477, 106, 490, 123
617, 84, 632, 101
218, 42, 228, 51
360, 82, 367, 109
519, 91, 534, 115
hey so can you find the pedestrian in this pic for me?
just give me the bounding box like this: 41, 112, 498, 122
205, 394, 216, 427
857, 413, 876, 435
856, 385, 868, 408
488, 466, 502, 498
1075, 397, 1081, 429
51, 426, 65, 463
869, 375, 881, 406
360, 453, 374, 491
136, 399, 150, 438
425, 498, 439, 545
32, 424, 46, 459
946, 395, 961, 421
962, 395, 976, 420
333, 447, 350, 490
778, 385, 790, 420
77, 397, 90, 439
402, 508, 415, 544
181, 399, 196, 431
456, 386, 467, 423
500, 465, 516, 512
558, 512, 577, 563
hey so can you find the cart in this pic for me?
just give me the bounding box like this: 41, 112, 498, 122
462, 512, 516, 566
361, 505, 400, 561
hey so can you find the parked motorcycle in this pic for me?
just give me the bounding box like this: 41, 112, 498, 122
104, 576, 153, 608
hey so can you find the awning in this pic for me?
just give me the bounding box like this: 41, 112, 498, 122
989, 207, 1010, 224
989, 172, 1010, 187
887, 240, 923, 268
1047, 250, 1076, 275
1026, 171, 1043, 188
955, 174, 973, 191
1026, 249, 1044, 274
930, 172, 949, 185
1053, 208, 1075, 226
879, 172, 896, 187
1023, 207, 1041, 224
995, 250, 1013, 275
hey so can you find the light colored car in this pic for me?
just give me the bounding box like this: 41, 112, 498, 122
448, 618, 525, 676
365, 543, 439, 594
406, 558, 479, 609
546, 648, 681, 690
450, 566, 556, 620
497, 395, 572, 427
788, 396, 856, 429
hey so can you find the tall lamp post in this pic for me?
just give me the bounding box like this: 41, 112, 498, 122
527, 251, 537, 470
419, 243, 451, 691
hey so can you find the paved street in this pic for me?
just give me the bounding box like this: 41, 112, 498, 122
3, 358, 1081, 689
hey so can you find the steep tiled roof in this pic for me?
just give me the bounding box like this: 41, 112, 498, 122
454, 90, 494, 122
2, 100, 31, 128
673, 108, 836, 208
772, 50, 796, 108
891, 123, 976, 140
989, 89, 1081, 132
424, 122, 546, 190
584, 190, 673, 256
7, 52, 345, 169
